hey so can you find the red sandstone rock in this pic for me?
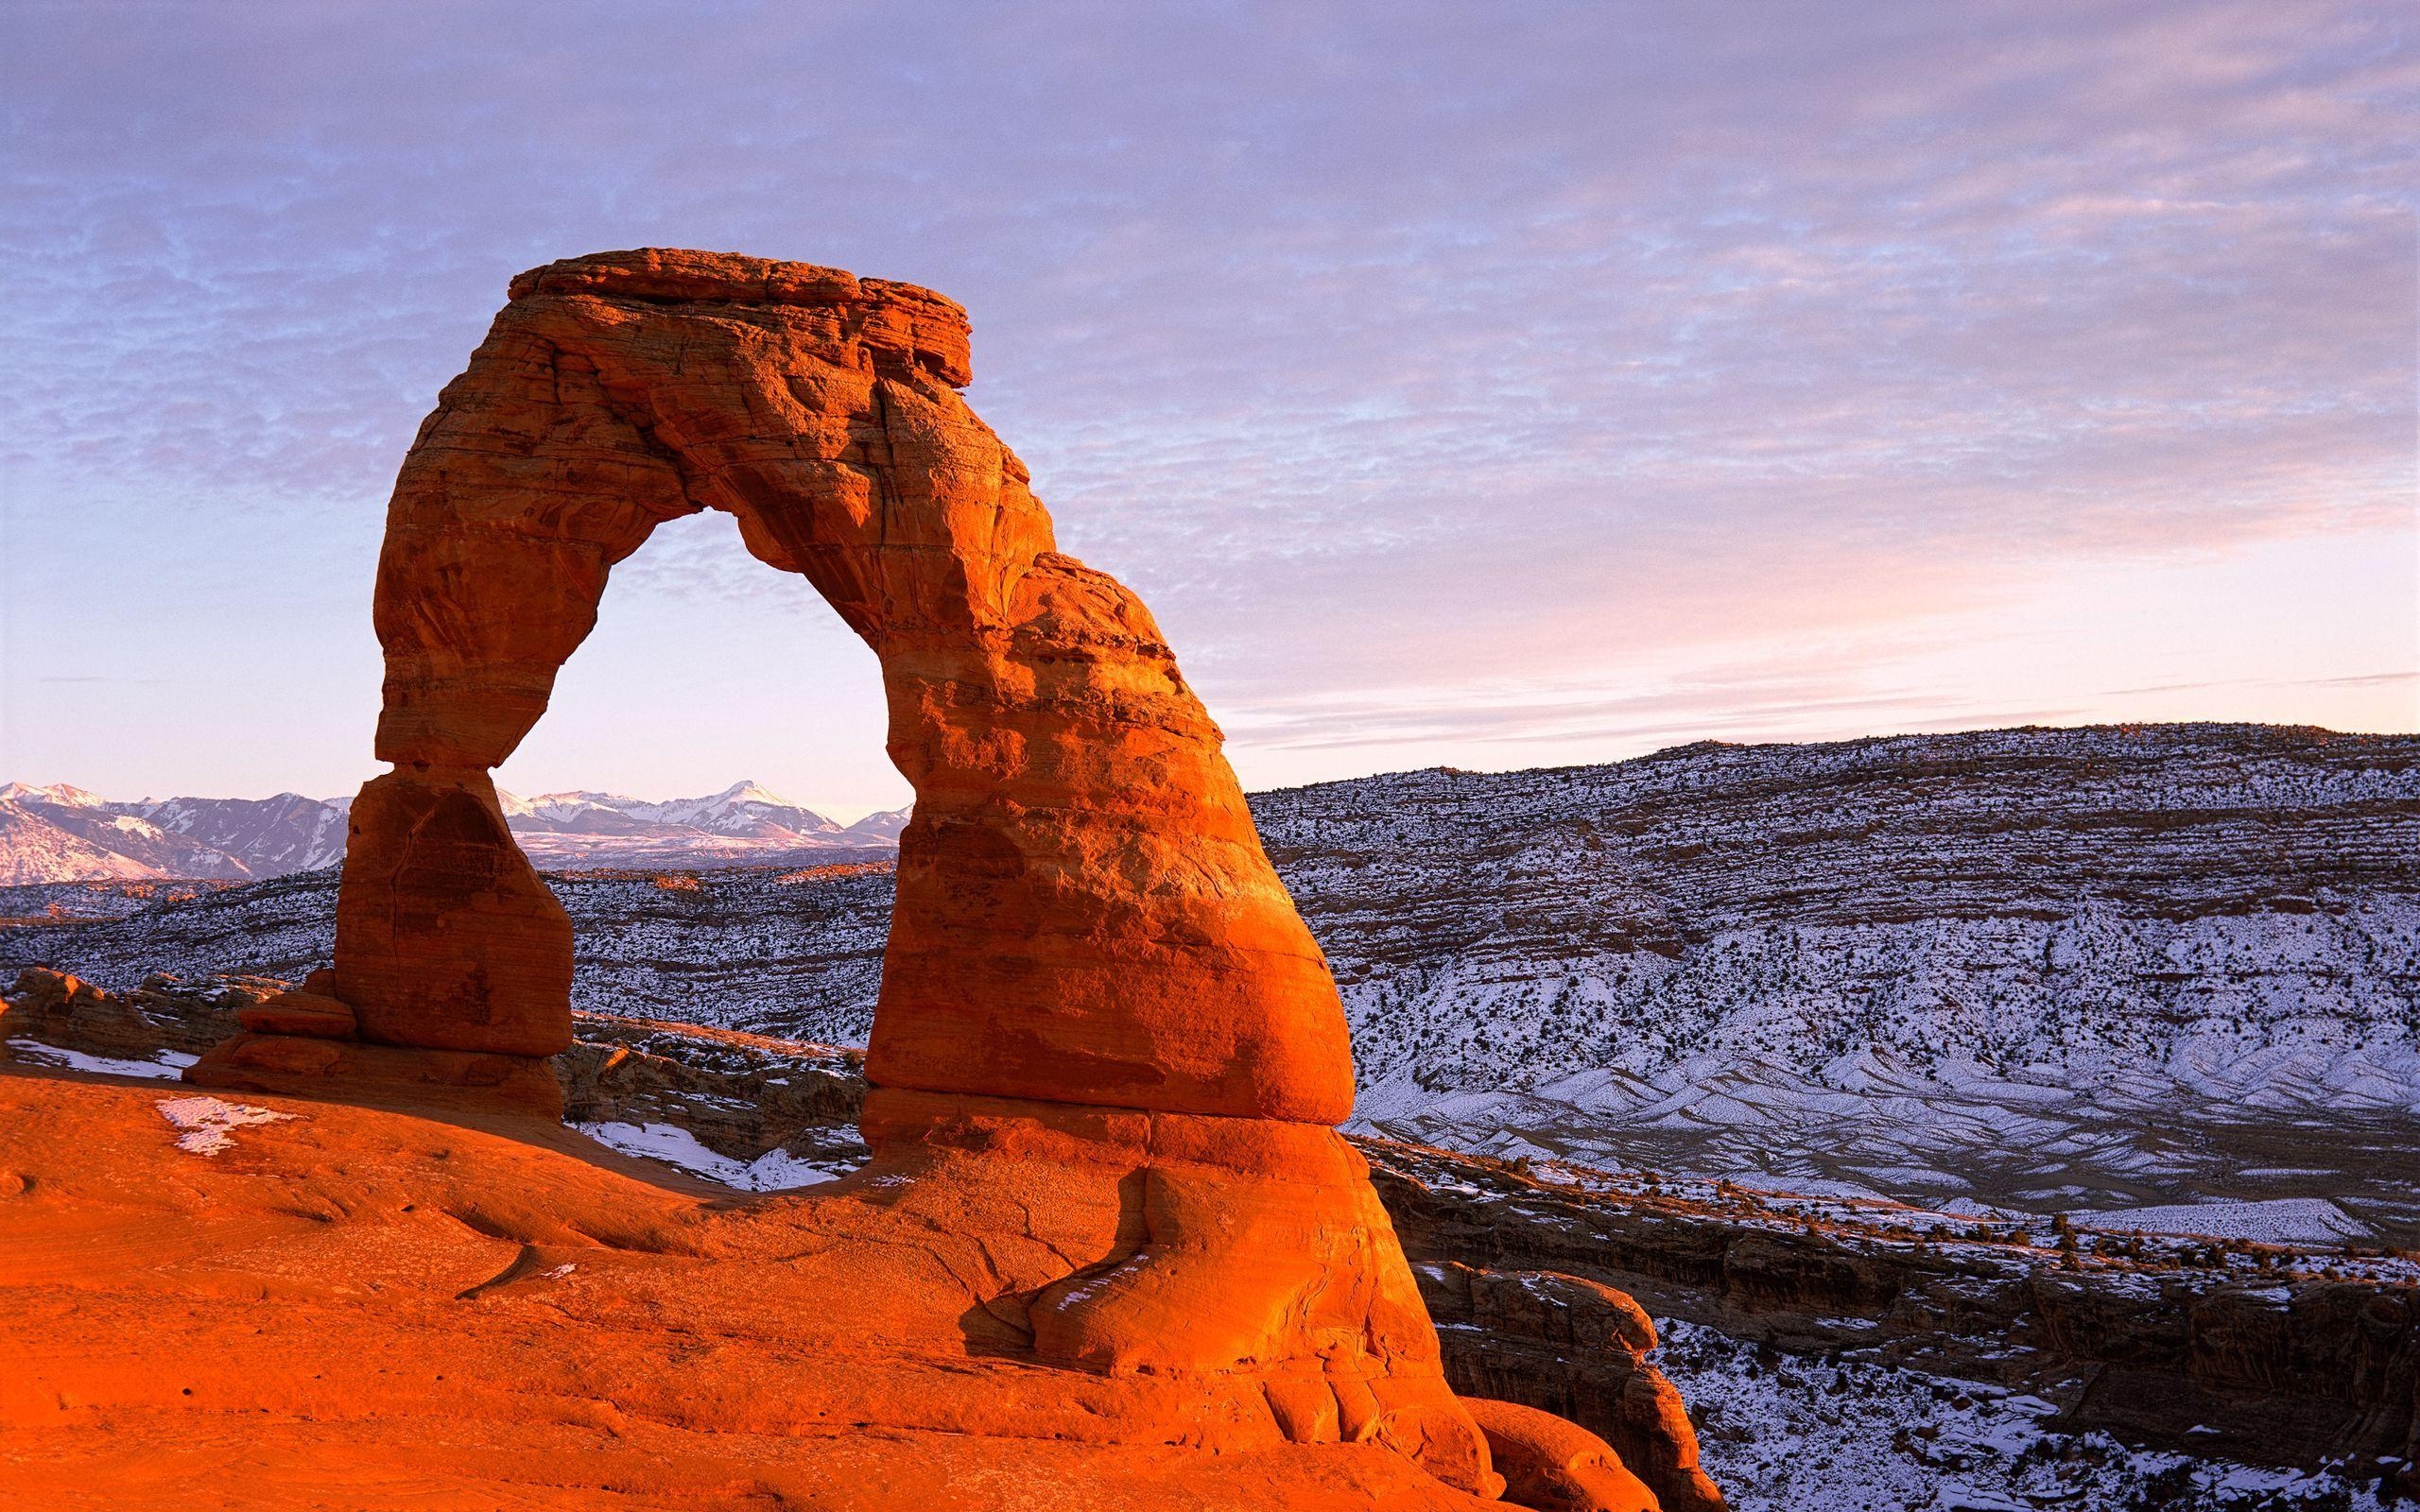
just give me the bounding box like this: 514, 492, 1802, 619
3, 969, 267, 1065
2, 968, 155, 1059
322, 247, 1349, 1123
853, 1085, 1498, 1494
331, 770, 574, 1057
236, 990, 357, 1039
0, 1073, 1494, 1510
164, 248, 1684, 1505
1464, 1399, 1661, 1512
1407, 1258, 1724, 1511
188, 1032, 566, 1118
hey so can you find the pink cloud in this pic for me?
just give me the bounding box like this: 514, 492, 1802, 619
0, 0, 2411, 799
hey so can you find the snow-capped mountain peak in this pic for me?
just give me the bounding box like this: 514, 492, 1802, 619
839, 806, 913, 842
595, 781, 841, 840
713, 779, 787, 807
0, 782, 107, 809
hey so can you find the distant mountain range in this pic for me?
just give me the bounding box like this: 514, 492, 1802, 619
0, 780, 905, 884
494, 782, 908, 869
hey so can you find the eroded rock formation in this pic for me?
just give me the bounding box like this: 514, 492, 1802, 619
199, 249, 1351, 1118
168, 249, 1665, 1507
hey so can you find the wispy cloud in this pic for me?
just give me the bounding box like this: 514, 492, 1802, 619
2300, 670, 2420, 689
0, 0, 2411, 798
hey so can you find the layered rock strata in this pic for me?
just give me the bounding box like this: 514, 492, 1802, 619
1362, 1140, 2420, 1498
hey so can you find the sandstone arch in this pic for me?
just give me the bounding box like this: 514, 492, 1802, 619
181, 251, 1691, 1503
213, 248, 1354, 1126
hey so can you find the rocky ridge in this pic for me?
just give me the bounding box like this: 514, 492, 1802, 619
1270, 723, 2420, 1241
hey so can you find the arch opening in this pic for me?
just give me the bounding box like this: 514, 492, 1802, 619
493, 507, 908, 832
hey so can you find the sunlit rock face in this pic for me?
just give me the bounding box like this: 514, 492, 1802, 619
308, 248, 1353, 1125
162, 250, 1685, 1508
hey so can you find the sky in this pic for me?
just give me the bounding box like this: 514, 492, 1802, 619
2, 1, 2413, 819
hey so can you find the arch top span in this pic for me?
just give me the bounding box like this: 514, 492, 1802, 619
279, 248, 1356, 1128
369, 247, 1056, 770
505, 248, 976, 387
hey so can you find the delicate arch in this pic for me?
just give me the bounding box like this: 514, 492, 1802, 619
323, 249, 1355, 1125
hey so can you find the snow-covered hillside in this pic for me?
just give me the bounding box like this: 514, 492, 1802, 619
504, 780, 842, 840
0, 789, 254, 882
0, 799, 161, 885
1254, 724, 2420, 1238
0, 786, 355, 882
0, 864, 892, 1045
496, 782, 908, 867
133, 793, 349, 875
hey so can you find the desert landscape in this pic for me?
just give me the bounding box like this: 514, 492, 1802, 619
6, 6, 2412, 1509
10, 715, 2417, 1508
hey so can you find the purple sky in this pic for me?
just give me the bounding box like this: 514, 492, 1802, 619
3, 1, 2413, 816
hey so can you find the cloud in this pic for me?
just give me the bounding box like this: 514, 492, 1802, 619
0, 0, 2411, 797
2296, 670, 2420, 690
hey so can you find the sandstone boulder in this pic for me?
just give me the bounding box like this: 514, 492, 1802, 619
236, 990, 356, 1040
4, 968, 174, 1061
1465, 1398, 1662, 1512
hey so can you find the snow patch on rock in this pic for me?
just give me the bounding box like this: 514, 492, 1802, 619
574, 1120, 854, 1191
154, 1095, 297, 1155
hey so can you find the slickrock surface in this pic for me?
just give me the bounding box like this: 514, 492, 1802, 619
6, 1000, 1608, 1506
17, 977, 2414, 1508
7, 983, 1722, 1512
0, 1069, 1507, 1511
